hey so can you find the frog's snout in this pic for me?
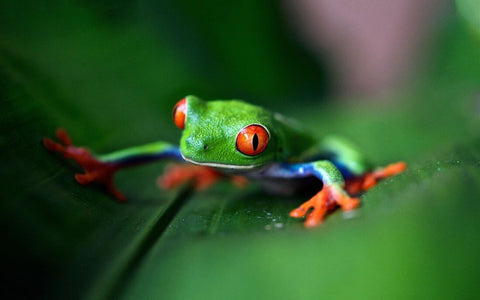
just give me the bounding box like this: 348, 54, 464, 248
185, 135, 209, 153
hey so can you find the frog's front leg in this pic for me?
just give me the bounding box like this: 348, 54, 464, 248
158, 164, 248, 191
44, 128, 182, 201
271, 161, 360, 228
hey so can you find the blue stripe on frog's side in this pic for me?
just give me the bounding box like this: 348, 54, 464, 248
248, 159, 348, 186
245, 159, 354, 196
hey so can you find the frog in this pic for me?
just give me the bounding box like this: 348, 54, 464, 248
43, 95, 406, 228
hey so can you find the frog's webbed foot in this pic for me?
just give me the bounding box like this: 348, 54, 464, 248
43, 128, 125, 201
345, 162, 407, 195
158, 163, 248, 191
290, 184, 360, 228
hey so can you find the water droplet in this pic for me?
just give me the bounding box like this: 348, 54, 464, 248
343, 210, 357, 219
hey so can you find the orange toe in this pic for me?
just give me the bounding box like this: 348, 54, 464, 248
44, 128, 124, 201
345, 161, 407, 195
290, 185, 356, 228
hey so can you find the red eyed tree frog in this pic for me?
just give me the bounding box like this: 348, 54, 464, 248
44, 95, 406, 228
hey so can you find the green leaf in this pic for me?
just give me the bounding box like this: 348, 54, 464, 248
113, 140, 480, 300
1, 1, 480, 299
456, 0, 480, 36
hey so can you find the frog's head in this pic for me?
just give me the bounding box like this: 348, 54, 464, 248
172, 95, 280, 171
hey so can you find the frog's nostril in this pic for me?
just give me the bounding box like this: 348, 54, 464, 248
203, 144, 208, 151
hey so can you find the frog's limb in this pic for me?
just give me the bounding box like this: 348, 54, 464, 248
43, 128, 181, 201
317, 136, 372, 176
263, 161, 359, 228
285, 160, 406, 227
345, 162, 407, 195
158, 164, 248, 191
316, 137, 406, 204
159, 164, 221, 190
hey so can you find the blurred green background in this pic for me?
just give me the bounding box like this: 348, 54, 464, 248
1, 0, 479, 299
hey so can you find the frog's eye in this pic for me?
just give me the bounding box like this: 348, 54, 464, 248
236, 124, 269, 156
172, 98, 187, 129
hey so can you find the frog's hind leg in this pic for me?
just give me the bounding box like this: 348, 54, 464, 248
345, 162, 406, 195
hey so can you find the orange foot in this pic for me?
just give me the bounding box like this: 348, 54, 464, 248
290, 184, 360, 228
158, 163, 248, 191
43, 128, 125, 201
345, 162, 407, 195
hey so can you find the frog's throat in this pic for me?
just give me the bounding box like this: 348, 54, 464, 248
181, 154, 259, 170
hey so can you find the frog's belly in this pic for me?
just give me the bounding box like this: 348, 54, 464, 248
254, 176, 323, 197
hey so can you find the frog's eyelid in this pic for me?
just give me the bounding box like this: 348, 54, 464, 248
173, 98, 187, 129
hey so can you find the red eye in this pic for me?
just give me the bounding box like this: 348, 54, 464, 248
172, 98, 187, 129
236, 124, 269, 156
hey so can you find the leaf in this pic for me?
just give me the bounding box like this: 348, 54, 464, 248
1, 1, 480, 299
0, 55, 182, 299
456, 0, 480, 35
112, 140, 480, 300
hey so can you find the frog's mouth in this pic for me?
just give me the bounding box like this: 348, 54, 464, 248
181, 154, 260, 170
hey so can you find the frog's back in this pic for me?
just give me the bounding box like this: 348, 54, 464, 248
271, 112, 317, 163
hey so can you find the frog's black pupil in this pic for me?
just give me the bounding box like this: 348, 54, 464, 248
252, 133, 259, 151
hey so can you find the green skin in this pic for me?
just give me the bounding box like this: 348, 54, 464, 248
98, 95, 372, 194
44, 95, 385, 227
